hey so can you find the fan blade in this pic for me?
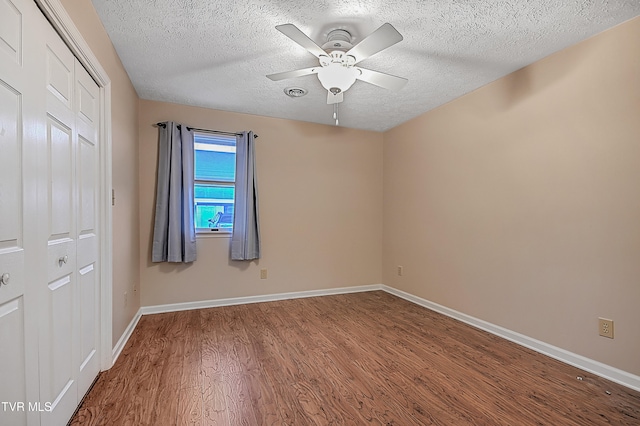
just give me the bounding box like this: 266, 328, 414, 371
346, 23, 403, 64
327, 91, 343, 104
276, 24, 326, 58
267, 67, 318, 81
357, 68, 408, 91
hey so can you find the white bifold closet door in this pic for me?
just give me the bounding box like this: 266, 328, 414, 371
0, 0, 42, 424
39, 17, 101, 426
0, 0, 102, 424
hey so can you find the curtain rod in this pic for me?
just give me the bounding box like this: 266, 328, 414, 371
156, 122, 258, 138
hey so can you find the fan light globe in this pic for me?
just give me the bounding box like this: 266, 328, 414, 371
317, 63, 359, 93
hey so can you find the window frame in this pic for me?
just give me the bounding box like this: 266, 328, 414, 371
193, 132, 236, 236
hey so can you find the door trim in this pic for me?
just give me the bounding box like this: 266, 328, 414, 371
35, 0, 114, 371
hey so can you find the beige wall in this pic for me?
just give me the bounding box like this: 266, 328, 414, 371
139, 100, 383, 306
60, 0, 141, 347
383, 17, 640, 375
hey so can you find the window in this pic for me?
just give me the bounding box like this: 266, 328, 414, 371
194, 133, 236, 234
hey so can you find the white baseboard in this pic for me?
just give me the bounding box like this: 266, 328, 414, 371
111, 308, 142, 366
140, 284, 384, 315
381, 285, 640, 392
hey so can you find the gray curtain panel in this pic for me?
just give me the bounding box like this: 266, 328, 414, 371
231, 131, 261, 260
151, 122, 197, 263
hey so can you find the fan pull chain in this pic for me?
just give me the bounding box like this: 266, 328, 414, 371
335, 102, 339, 126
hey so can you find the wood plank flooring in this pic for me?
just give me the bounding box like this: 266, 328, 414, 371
70, 291, 640, 425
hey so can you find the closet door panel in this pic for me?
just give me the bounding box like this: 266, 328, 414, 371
45, 42, 72, 110
0, 0, 22, 66
39, 23, 79, 426
77, 135, 96, 238
43, 273, 75, 393
75, 61, 100, 398
0, 0, 32, 423
77, 261, 97, 394
47, 116, 74, 240
0, 297, 27, 425
0, 81, 25, 286
0, 62, 24, 297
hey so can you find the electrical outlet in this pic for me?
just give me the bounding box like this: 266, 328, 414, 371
260, 269, 268, 279
598, 318, 614, 339
397, 265, 403, 276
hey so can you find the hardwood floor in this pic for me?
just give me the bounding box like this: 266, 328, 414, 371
70, 291, 640, 425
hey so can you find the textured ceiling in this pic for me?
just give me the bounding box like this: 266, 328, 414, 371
90, 0, 640, 132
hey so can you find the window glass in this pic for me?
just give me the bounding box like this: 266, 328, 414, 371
194, 134, 236, 233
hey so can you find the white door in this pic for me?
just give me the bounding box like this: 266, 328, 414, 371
39, 21, 80, 425
74, 60, 101, 398
1, 0, 103, 423
0, 0, 45, 424
39, 15, 102, 426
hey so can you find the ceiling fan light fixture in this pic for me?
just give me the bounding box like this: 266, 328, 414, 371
268, 22, 407, 126
317, 63, 359, 94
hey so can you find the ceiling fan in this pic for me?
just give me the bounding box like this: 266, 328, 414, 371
267, 23, 408, 124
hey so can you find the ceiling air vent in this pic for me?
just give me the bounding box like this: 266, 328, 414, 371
284, 87, 308, 97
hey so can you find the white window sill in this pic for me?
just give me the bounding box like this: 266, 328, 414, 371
196, 229, 232, 238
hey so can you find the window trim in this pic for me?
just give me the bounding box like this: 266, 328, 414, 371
193, 132, 236, 235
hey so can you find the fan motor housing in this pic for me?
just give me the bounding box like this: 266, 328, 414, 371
322, 29, 353, 52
